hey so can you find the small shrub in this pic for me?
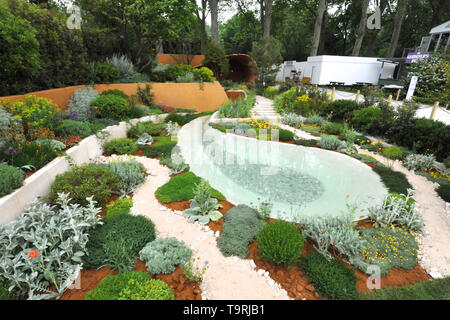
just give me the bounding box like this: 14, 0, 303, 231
304, 114, 324, 126
341, 128, 357, 143
0, 278, 19, 300
337, 141, 357, 155
119, 278, 174, 300
357, 227, 418, 275
100, 89, 129, 100
352, 106, 382, 131
87, 61, 121, 84
295, 139, 317, 147
436, 184, 450, 202
127, 121, 165, 138
301, 252, 359, 300
444, 156, 450, 168
54, 120, 92, 138
2, 141, 60, 170
139, 237, 192, 274
403, 153, 436, 171
103, 138, 138, 155
90, 94, 130, 120
67, 87, 99, 121
322, 122, 344, 135
282, 113, 304, 128
105, 197, 133, 219
263, 86, 280, 99
50, 164, 119, 207
183, 179, 223, 225
135, 84, 154, 106
217, 205, 264, 258
156, 172, 225, 203
326, 100, 360, 120
0, 163, 24, 197
277, 129, 294, 142
257, 221, 304, 266
106, 54, 136, 79
318, 134, 341, 150
104, 159, 145, 195
383, 146, 405, 160
83, 214, 155, 272
372, 165, 413, 195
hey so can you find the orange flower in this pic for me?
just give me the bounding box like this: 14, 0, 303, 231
93, 106, 98, 110
346, 194, 350, 198
28, 250, 38, 259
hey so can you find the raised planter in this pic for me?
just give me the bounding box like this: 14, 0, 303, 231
0, 114, 168, 224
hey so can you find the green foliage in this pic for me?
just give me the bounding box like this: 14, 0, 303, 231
322, 122, 344, 135
135, 84, 155, 106
0, 278, 19, 300
118, 277, 174, 300
156, 172, 225, 203
217, 205, 264, 258
250, 36, 283, 87
281, 112, 304, 128
407, 119, 450, 161
403, 153, 436, 171
220, 11, 261, 54
106, 54, 136, 79
294, 139, 317, 147
203, 43, 229, 78
382, 146, 405, 160
318, 134, 341, 150
54, 120, 92, 139
372, 165, 413, 195
357, 227, 418, 275
360, 277, 450, 300
83, 214, 155, 272
183, 179, 223, 225
103, 138, 138, 156
278, 129, 294, 142
340, 128, 357, 144
127, 121, 165, 138
337, 141, 357, 155
139, 237, 192, 274
105, 197, 133, 219
90, 94, 131, 120
326, 100, 360, 121
304, 114, 325, 126
257, 221, 304, 266
300, 252, 358, 300
2, 140, 60, 170
87, 61, 121, 84
150, 63, 214, 83
100, 89, 129, 100
436, 184, 450, 202
263, 86, 280, 99
50, 164, 119, 207
218, 94, 256, 118
104, 159, 145, 195
141, 136, 177, 158
352, 106, 381, 131
444, 156, 450, 168
0, 163, 24, 197
0, 193, 102, 300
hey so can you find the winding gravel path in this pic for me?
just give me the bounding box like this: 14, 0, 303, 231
130, 156, 290, 300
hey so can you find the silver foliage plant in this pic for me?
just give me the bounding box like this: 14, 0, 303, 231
136, 133, 153, 146
298, 210, 365, 265
403, 153, 436, 171
183, 180, 223, 225
105, 159, 145, 196
165, 121, 180, 137
67, 86, 99, 121
139, 237, 192, 275
0, 193, 102, 300
368, 189, 424, 232
282, 113, 304, 128
106, 54, 136, 78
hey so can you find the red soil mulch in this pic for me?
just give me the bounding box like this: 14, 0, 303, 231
60, 260, 202, 300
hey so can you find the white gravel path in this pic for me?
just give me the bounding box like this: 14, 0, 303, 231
130, 156, 290, 300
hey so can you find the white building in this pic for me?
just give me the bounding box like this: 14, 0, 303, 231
418, 20, 450, 52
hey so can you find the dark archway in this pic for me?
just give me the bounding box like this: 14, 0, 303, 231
223, 54, 257, 83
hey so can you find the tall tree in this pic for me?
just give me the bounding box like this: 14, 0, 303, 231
351, 0, 370, 56
210, 0, 219, 43
387, 0, 409, 58
192, 0, 208, 53
310, 0, 326, 56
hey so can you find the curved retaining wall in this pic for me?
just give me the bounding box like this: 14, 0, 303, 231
0, 114, 168, 225
0, 82, 228, 112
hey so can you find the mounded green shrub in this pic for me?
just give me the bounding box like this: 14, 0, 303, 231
295, 139, 317, 147
83, 214, 156, 272
300, 252, 359, 300
340, 128, 357, 143
325, 100, 360, 120
436, 184, 450, 202
103, 138, 138, 155
85, 271, 173, 300
54, 120, 92, 138
90, 94, 130, 120
88, 61, 121, 84
127, 121, 165, 138
49, 164, 119, 207
139, 237, 192, 274
257, 221, 304, 266
0, 163, 24, 197
105, 197, 133, 219
372, 165, 413, 195
217, 205, 264, 258
105, 159, 145, 195
100, 89, 129, 99
155, 172, 225, 203
382, 146, 405, 160
278, 129, 294, 142
322, 122, 344, 135
318, 134, 341, 150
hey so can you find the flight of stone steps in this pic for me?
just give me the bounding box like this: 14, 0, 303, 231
249, 96, 280, 121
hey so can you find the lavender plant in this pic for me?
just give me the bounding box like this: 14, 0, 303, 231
0, 193, 102, 300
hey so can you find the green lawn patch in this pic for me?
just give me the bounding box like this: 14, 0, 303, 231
155, 171, 225, 203
372, 165, 413, 194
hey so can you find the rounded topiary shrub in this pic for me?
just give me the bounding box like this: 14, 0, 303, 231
90, 94, 130, 120
257, 220, 305, 266
49, 164, 119, 207
0, 163, 24, 197
277, 129, 294, 142
103, 138, 138, 155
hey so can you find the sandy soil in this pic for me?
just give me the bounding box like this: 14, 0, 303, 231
131, 156, 290, 300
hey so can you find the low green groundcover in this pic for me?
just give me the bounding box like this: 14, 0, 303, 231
155, 171, 225, 203
372, 165, 412, 195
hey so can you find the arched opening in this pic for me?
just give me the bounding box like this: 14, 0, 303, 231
223, 54, 257, 83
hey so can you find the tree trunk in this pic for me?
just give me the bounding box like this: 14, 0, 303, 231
263, 0, 273, 38
351, 0, 370, 56
387, 0, 409, 58
259, 0, 265, 36
366, 0, 388, 56
193, 0, 208, 53
310, 0, 326, 56
209, 0, 219, 43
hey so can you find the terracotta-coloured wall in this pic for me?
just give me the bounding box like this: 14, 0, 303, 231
0, 82, 228, 112
156, 54, 205, 67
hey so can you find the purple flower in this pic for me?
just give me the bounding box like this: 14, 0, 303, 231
180, 259, 185, 264
205, 261, 209, 265
4, 146, 20, 156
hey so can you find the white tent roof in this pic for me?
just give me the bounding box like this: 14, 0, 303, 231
430, 20, 450, 34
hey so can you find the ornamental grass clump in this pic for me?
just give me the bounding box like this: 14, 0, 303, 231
257, 221, 305, 266
183, 179, 223, 225
139, 237, 192, 274
0, 193, 102, 300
